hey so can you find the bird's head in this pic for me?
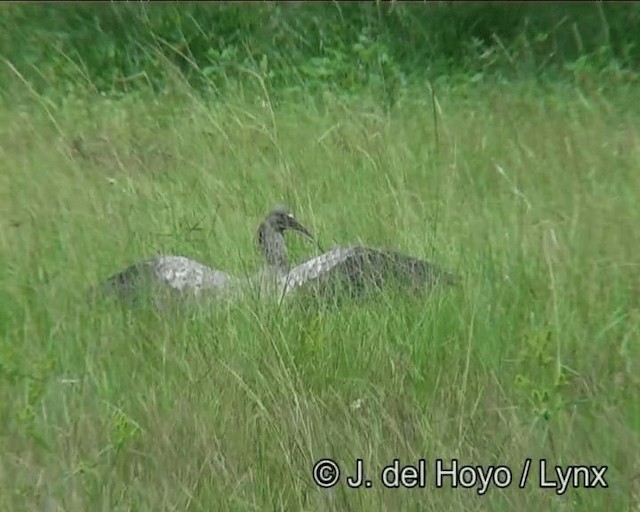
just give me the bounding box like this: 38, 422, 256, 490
262, 205, 315, 243
256, 206, 318, 269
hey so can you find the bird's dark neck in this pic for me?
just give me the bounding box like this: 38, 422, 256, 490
257, 224, 288, 271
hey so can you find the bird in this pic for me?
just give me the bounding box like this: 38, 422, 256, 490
278, 243, 458, 303
92, 206, 316, 305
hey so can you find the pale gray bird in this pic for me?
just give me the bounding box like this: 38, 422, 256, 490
93, 206, 315, 305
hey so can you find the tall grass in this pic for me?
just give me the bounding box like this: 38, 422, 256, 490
1, 73, 639, 510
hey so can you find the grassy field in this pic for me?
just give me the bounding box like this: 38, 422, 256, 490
1, 76, 639, 511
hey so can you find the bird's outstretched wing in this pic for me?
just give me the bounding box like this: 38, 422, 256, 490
281, 245, 457, 298
93, 255, 235, 304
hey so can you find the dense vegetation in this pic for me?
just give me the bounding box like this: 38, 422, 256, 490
2, 2, 639, 99
1, 3, 639, 511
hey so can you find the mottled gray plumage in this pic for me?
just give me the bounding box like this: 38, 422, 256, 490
279, 244, 457, 300
93, 206, 315, 304
97, 255, 237, 303
94, 205, 456, 307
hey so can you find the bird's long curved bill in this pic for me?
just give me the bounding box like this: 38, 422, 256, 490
290, 220, 315, 243
290, 219, 324, 252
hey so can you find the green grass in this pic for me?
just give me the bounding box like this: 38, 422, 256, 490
1, 77, 639, 511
